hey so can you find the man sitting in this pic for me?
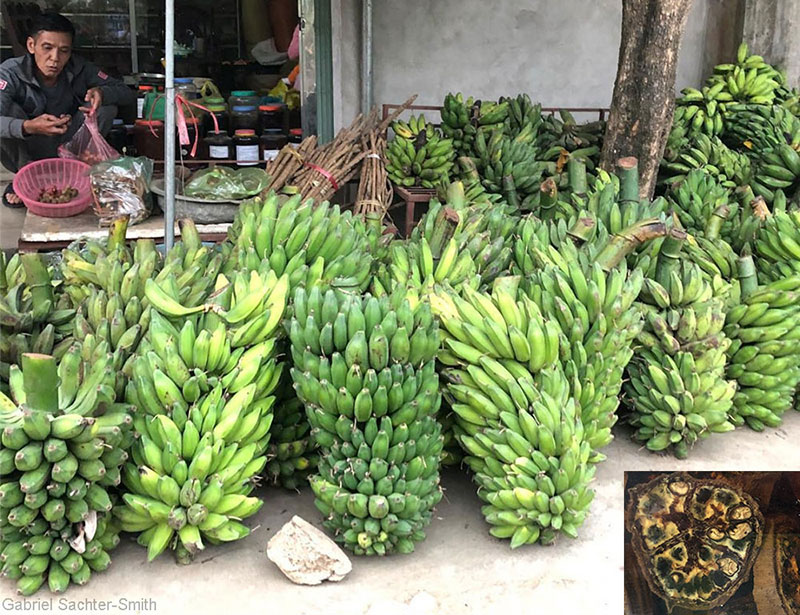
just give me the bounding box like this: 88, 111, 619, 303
0, 12, 134, 207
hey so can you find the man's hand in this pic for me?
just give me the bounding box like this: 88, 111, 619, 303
21, 114, 70, 136
81, 87, 103, 114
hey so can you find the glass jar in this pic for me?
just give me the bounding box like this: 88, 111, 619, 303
233, 129, 259, 167
228, 90, 259, 108
203, 104, 229, 136
107, 119, 127, 155
258, 104, 287, 135
175, 77, 198, 100
288, 128, 303, 148
230, 105, 258, 132
260, 129, 288, 163
136, 85, 153, 119
204, 130, 233, 163
133, 120, 164, 160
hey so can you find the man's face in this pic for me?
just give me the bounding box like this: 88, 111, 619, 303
26, 30, 72, 79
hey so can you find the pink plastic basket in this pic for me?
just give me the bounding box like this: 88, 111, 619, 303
12, 158, 92, 217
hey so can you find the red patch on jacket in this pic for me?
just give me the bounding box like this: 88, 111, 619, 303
0, 80, 7, 90
97, 71, 108, 80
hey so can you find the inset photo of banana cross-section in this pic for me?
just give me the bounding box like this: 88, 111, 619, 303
624, 471, 800, 615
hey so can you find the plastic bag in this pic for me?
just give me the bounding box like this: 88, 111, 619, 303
58, 112, 120, 165
199, 79, 222, 105
183, 167, 269, 200
89, 156, 154, 226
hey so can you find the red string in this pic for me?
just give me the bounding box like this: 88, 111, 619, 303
147, 92, 220, 158
304, 162, 339, 191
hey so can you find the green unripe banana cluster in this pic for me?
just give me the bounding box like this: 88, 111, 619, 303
518, 258, 645, 459
372, 182, 516, 298
754, 209, 800, 282
264, 371, 318, 490
224, 192, 376, 294
118, 269, 289, 563
289, 288, 444, 555
626, 240, 737, 458
660, 132, 752, 190
512, 181, 667, 461
1, 253, 76, 392
431, 280, 596, 546
0, 351, 131, 595
724, 257, 800, 431
387, 114, 455, 189
723, 103, 800, 156
440, 92, 509, 160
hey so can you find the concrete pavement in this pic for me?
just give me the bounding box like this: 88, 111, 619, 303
1, 411, 798, 615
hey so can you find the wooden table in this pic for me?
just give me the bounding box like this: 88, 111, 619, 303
389, 186, 437, 237
17, 209, 230, 253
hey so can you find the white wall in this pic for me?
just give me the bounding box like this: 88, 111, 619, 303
332, 0, 742, 130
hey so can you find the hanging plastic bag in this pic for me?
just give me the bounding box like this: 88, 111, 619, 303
58, 112, 120, 165
199, 80, 223, 105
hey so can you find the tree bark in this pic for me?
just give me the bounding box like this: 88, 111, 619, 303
601, 0, 695, 199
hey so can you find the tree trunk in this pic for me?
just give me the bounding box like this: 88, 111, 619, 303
600, 0, 695, 199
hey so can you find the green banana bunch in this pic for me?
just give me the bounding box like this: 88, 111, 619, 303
61, 218, 156, 299
440, 92, 476, 159
0, 350, 132, 595
440, 93, 510, 160
680, 211, 739, 286
660, 132, 752, 189
264, 369, 318, 490
517, 259, 646, 458
372, 182, 516, 297
625, 232, 736, 458
289, 288, 443, 555
749, 144, 800, 203
471, 126, 547, 211
707, 42, 787, 106
500, 93, 543, 140
224, 192, 375, 293
430, 281, 596, 546
534, 109, 605, 168
386, 114, 455, 188
116, 392, 266, 563
119, 268, 289, 563
725, 256, 800, 431
667, 169, 734, 235
1, 253, 75, 392
513, 211, 671, 460
754, 208, 800, 281
723, 103, 800, 153
673, 83, 728, 138
371, 183, 517, 465
68, 284, 147, 400
553, 158, 668, 238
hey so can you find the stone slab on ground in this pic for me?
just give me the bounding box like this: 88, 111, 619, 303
267, 515, 352, 585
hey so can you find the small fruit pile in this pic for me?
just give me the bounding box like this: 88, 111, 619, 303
37, 185, 79, 204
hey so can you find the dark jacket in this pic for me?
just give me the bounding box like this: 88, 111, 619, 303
0, 53, 135, 139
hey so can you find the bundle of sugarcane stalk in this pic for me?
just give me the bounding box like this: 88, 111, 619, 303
354, 130, 393, 220
354, 96, 420, 220
290, 112, 370, 202
262, 96, 419, 205
263, 136, 318, 196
